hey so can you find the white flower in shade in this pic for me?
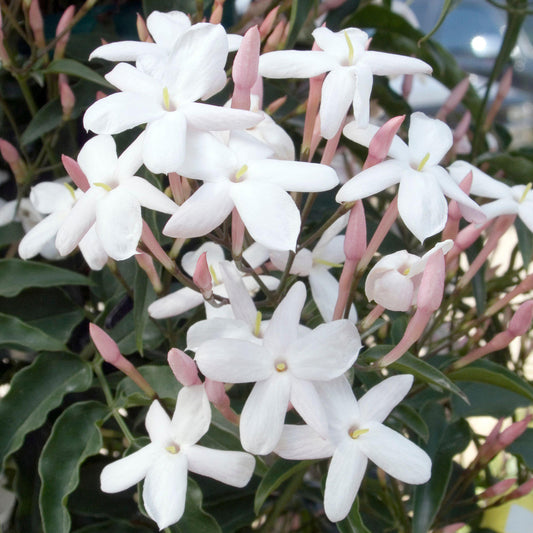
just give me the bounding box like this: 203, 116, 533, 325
163, 130, 339, 251
336, 112, 485, 242
100, 385, 255, 530
55, 134, 178, 261
258, 27, 432, 138
448, 160, 533, 232
84, 23, 260, 175
195, 281, 361, 455
365, 240, 453, 311
275, 375, 432, 522
269, 214, 356, 322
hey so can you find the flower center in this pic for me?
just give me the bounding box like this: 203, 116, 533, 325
402, 267, 410, 276
254, 311, 262, 337
232, 164, 248, 183
314, 258, 343, 268
165, 443, 180, 454
162, 87, 176, 111
208, 265, 220, 285
64, 182, 76, 200
349, 427, 369, 439
344, 31, 354, 64
275, 362, 287, 372
94, 182, 112, 192
519, 182, 532, 203
417, 152, 431, 172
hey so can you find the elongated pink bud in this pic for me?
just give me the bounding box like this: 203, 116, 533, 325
476, 418, 505, 464
136, 13, 153, 42
54, 5, 75, 59
59, 76, 75, 119
453, 110, 471, 148
135, 252, 162, 293
209, 0, 223, 24
439, 524, 466, 533
193, 252, 213, 298
0, 139, 26, 182
479, 478, 516, 500
266, 96, 286, 115
508, 300, 533, 336
417, 249, 445, 312
437, 77, 470, 121
502, 478, 533, 502
90, 323, 156, 398
402, 74, 413, 101
485, 67, 513, 130
344, 200, 366, 263
259, 6, 279, 38
264, 19, 286, 53
61, 154, 89, 191
232, 26, 260, 111
29, 0, 46, 49
168, 348, 201, 386
141, 221, 176, 273
363, 115, 405, 170
232, 208, 245, 259
443, 171, 473, 241
205, 378, 239, 423
486, 274, 533, 316
96, 90, 107, 100
498, 414, 532, 447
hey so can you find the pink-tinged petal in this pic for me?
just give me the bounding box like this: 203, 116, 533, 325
309, 268, 357, 322
169, 24, 228, 101
195, 338, 273, 383
186, 446, 255, 487
518, 202, 533, 232
481, 198, 519, 220
100, 443, 159, 493
147, 10, 190, 47
148, 287, 204, 319
187, 318, 254, 351
96, 187, 142, 260
398, 169, 448, 242
320, 68, 356, 139
143, 111, 187, 174
219, 262, 256, 327
123, 176, 178, 214
230, 181, 300, 251
259, 50, 336, 78
18, 211, 65, 259
145, 400, 172, 445
358, 422, 431, 484
240, 373, 291, 454
171, 385, 211, 445
336, 160, 404, 202
275, 424, 335, 460
288, 320, 361, 380
359, 375, 413, 424
78, 135, 118, 185
163, 182, 234, 238
362, 51, 432, 76
182, 102, 261, 131
143, 452, 188, 529
343, 121, 409, 160
83, 92, 164, 135
263, 281, 306, 355
182, 242, 225, 277
351, 62, 373, 129
78, 226, 108, 270
29, 182, 73, 213
55, 186, 105, 255
245, 160, 339, 192
290, 377, 328, 437
90, 41, 158, 62
316, 377, 360, 431
105, 62, 161, 97
324, 440, 367, 523
366, 268, 414, 311
408, 112, 452, 167
447, 160, 512, 199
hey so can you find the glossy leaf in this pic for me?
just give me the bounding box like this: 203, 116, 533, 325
392, 404, 430, 442
0, 259, 90, 297
0, 313, 67, 351
39, 401, 109, 533
133, 262, 157, 355
43, 59, 113, 88
286, 0, 318, 48
336, 497, 371, 533
515, 217, 533, 266
0, 352, 93, 469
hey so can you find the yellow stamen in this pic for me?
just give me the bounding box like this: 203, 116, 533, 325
314, 258, 343, 268
344, 31, 354, 64
254, 311, 262, 337
520, 182, 532, 203
166, 444, 179, 454
94, 182, 111, 191
235, 164, 248, 181
64, 182, 76, 200
208, 265, 219, 285
163, 87, 171, 110
275, 362, 287, 372
417, 152, 430, 172
403, 267, 410, 276
350, 428, 369, 439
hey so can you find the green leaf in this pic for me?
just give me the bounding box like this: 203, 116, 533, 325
0, 313, 67, 351
515, 217, 533, 266
361, 346, 468, 402
392, 404, 430, 442
43, 59, 113, 88
133, 262, 157, 355
336, 497, 371, 533
448, 360, 533, 402
39, 401, 109, 533
73, 521, 153, 533
286, 0, 318, 48
0, 259, 90, 297
175, 478, 222, 533
508, 428, 533, 469
0, 352, 93, 469
254, 459, 312, 515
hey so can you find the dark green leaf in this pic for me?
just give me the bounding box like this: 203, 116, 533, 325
254, 459, 312, 514
0, 259, 90, 297
43, 59, 113, 88
286, 0, 318, 48
39, 401, 109, 533
73, 521, 153, 533
0, 313, 67, 351
476, 152, 533, 184
508, 428, 533, 469
0, 352, 93, 469
336, 497, 371, 533
515, 217, 533, 266
133, 262, 157, 355
175, 478, 222, 533
392, 404, 430, 442
0, 222, 24, 247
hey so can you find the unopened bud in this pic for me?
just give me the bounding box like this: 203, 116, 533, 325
59, 76, 75, 119
232, 26, 260, 110
266, 96, 286, 115
363, 115, 405, 170
344, 200, 366, 263
498, 414, 532, 448
136, 252, 163, 293
264, 20, 286, 53
485, 67, 513, 130
167, 348, 201, 386
402, 74, 413, 101
0, 139, 26, 182
29, 0, 46, 49
259, 6, 279, 38
508, 300, 533, 337
136, 13, 153, 42
503, 478, 533, 502
95, 90, 107, 100
416, 249, 445, 312
193, 252, 213, 298
54, 5, 75, 59
61, 154, 89, 191
209, 1, 223, 24
479, 478, 516, 500
437, 77, 470, 121
205, 378, 239, 423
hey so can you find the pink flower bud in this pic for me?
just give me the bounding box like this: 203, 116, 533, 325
508, 300, 533, 337
54, 5, 75, 59
484, 67, 513, 130
439, 524, 467, 533
259, 6, 279, 39
402, 74, 413, 101
266, 96, 286, 115
503, 478, 533, 502
59, 76, 75, 119
363, 115, 405, 170
136, 13, 153, 42
264, 20, 286, 53
167, 348, 201, 386
416, 249, 445, 312
29, 0, 46, 49
479, 478, 516, 500
436, 77, 470, 121
135, 252, 162, 293
344, 200, 366, 263
232, 26, 260, 111
61, 154, 89, 191
498, 414, 532, 448
232, 208, 245, 259
205, 378, 239, 424
209, 1, 223, 24
0, 139, 25, 182
95, 90, 107, 100
193, 251, 213, 297
141, 221, 176, 273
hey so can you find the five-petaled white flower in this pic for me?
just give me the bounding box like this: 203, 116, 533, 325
275, 375, 432, 522
100, 385, 255, 530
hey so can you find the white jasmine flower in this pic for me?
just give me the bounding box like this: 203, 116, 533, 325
275, 375, 432, 522
101, 385, 255, 530
336, 113, 485, 242
195, 281, 361, 454
258, 27, 432, 138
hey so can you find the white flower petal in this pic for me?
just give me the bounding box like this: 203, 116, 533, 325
242, 242, 270, 269
289, 378, 328, 437
123, 176, 178, 214
105, 62, 161, 97
365, 268, 414, 311
320, 67, 356, 139
78, 226, 108, 270
186, 446, 255, 487
148, 287, 204, 319
230, 181, 301, 251
324, 440, 367, 523
482, 198, 519, 220
240, 373, 291, 454
363, 51, 432, 76
275, 424, 335, 460
343, 122, 409, 160
187, 318, 254, 351
447, 160, 512, 199
78, 135, 118, 186
171, 385, 211, 446
352, 62, 373, 129
182, 102, 261, 131
316, 377, 360, 432
145, 400, 172, 445
408, 112, 452, 167
29, 182, 74, 214
259, 50, 336, 78
195, 338, 272, 383
18, 211, 65, 259
90, 41, 159, 62
219, 262, 256, 327
116, 132, 145, 182
518, 202, 533, 232
147, 10, 190, 48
